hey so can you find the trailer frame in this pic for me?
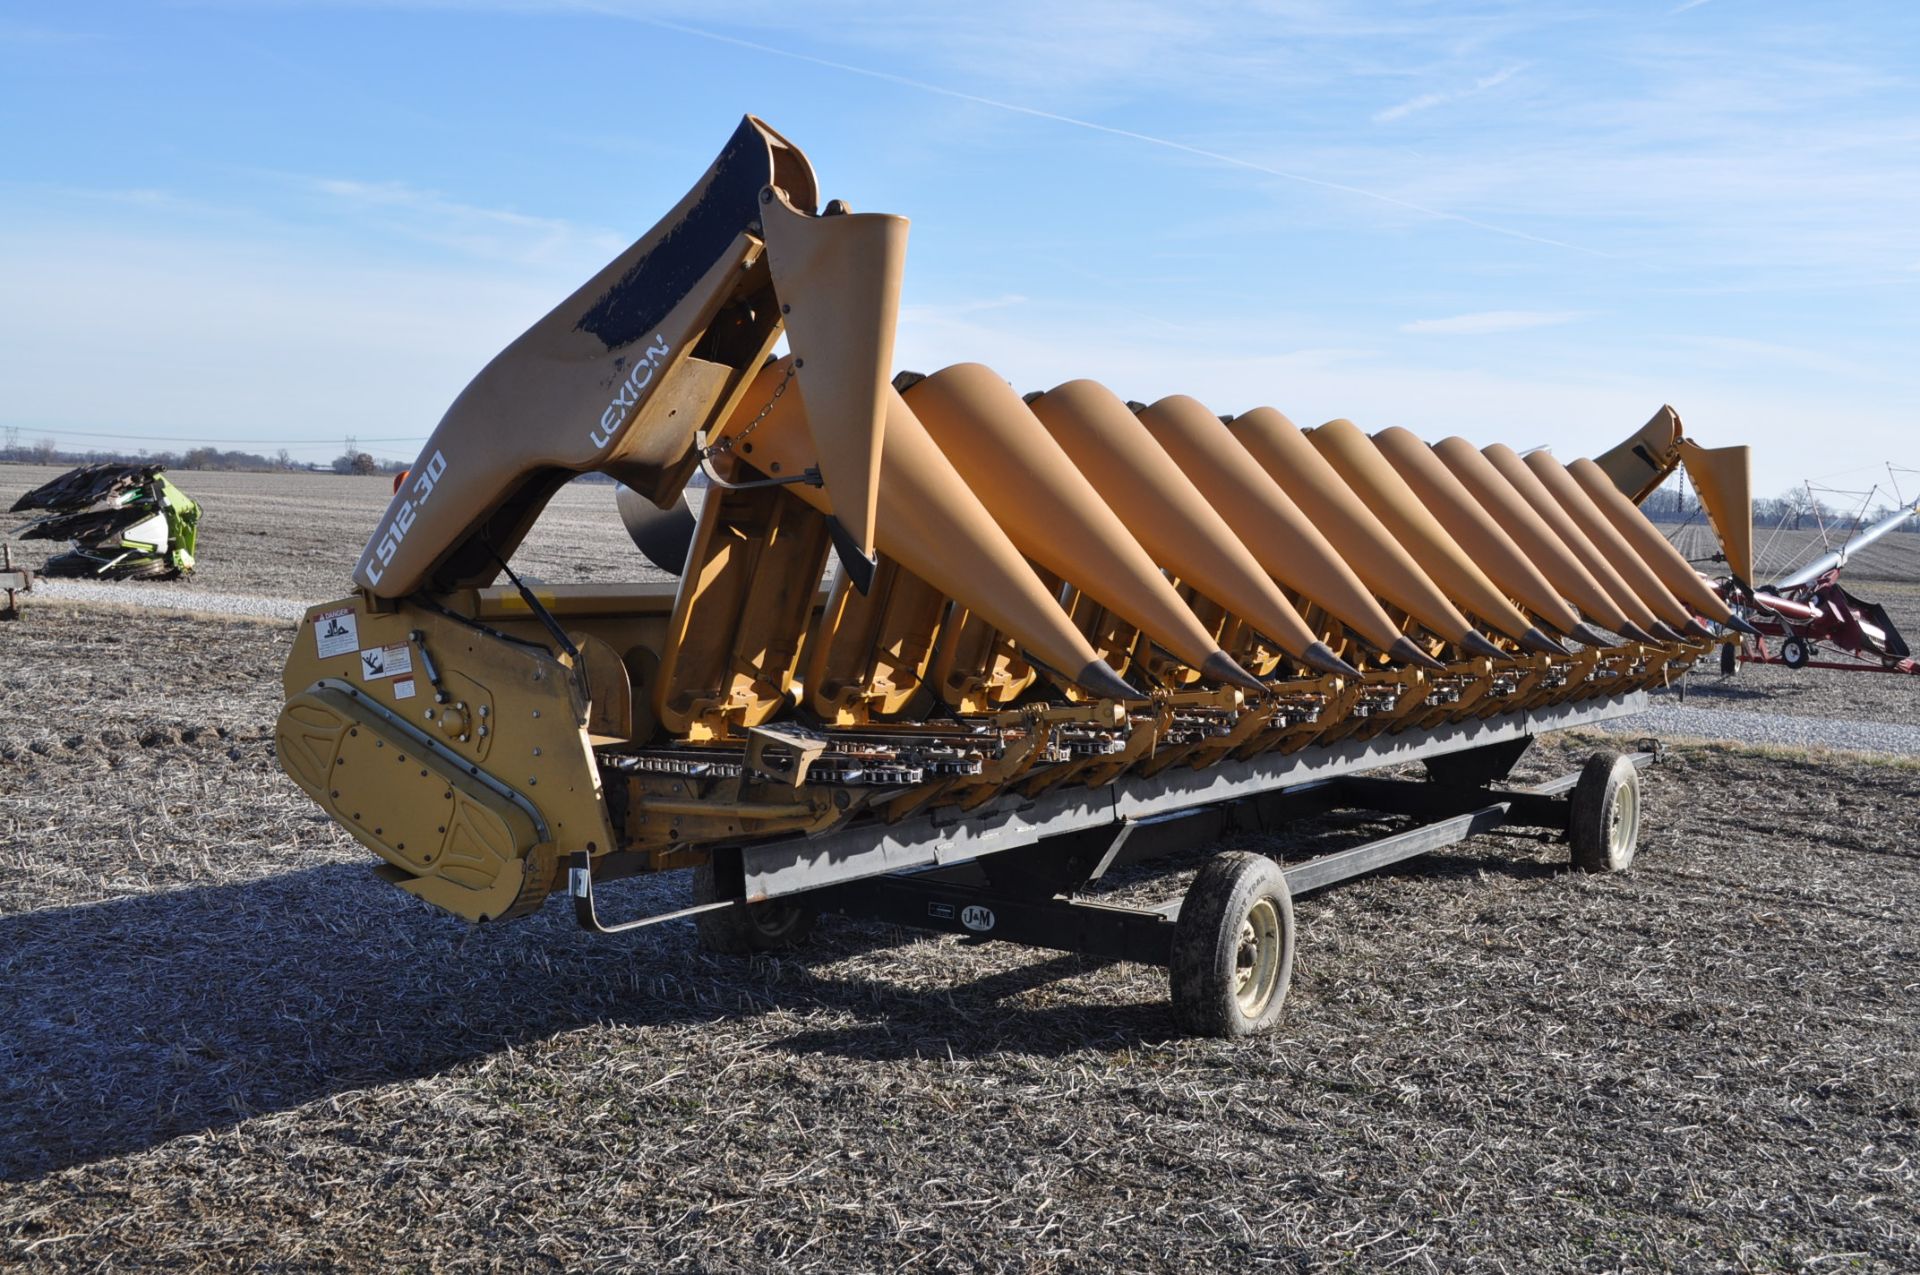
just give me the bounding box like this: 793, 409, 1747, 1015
1, 543, 30, 620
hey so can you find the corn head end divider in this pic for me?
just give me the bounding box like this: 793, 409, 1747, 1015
278, 118, 1758, 1036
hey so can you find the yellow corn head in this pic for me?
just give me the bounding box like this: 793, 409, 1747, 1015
276, 117, 1752, 946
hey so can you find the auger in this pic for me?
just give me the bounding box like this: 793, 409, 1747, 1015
277, 118, 1759, 1036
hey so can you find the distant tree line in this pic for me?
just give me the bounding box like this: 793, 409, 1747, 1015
0, 436, 408, 475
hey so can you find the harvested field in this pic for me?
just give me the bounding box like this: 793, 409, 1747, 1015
1, 462, 659, 605
5, 464, 1919, 1269
4, 602, 1918, 1271
1665, 520, 1920, 585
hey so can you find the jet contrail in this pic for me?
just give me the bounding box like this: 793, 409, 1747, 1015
630, 14, 1609, 258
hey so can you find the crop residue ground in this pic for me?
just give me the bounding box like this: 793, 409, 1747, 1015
3, 464, 1918, 1270
3, 602, 1917, 1271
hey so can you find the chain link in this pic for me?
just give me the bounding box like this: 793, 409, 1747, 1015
701, 362, 797, 460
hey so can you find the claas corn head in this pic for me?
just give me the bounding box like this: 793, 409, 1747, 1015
10, 463, 200, 580
278, 118, 1758, 1035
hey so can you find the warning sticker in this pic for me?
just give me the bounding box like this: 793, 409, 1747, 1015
313, 607, 359, 659
392, 677, 417, 701
358, 643, 414, 682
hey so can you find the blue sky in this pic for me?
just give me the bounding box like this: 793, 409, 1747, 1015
3, 1, 1917, 499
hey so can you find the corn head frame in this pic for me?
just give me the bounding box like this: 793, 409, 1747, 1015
278, 118, 1757, 1035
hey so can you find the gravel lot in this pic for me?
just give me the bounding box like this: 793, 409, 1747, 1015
1598, 581, 1920, 755
4, 465, 1918, 1271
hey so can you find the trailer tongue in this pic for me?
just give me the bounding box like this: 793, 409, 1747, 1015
277, 117, 1747, 1036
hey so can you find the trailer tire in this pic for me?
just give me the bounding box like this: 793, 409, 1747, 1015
1781, 636, 1811, 669
690, 862, 817, 954
1720, 641, 1738, 676
1170, 852, 1294, 1039
1569, 752, 1640, 874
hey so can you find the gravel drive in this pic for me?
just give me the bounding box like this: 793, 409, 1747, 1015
1605, 700, 1920, 755
26, 577, 313, 621
1603, 595, 1920, 756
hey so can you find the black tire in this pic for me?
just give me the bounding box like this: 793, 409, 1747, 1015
690, 860, 817, 954
1720, 641, 1738, 676
1569, 751, 1641, 874
40, 550, 173, 581
1780, 636, 1811, 669
1170, 851, 1294, 1038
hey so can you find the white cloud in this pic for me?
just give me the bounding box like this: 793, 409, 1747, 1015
1401, 310, 1585, 335
1373, 63, 1524, 124
304, 177, 627, 267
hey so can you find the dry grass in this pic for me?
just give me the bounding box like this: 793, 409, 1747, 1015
3, 607, 1917, 1271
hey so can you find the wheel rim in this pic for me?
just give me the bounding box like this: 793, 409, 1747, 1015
1234, 897, 1284, 1017
1608, 780, 1639, 862
751, 903, 803, 939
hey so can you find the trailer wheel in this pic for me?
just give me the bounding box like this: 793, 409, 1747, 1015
690, 861, 817, 954
1781, 636, 1811, 669
1170, 852, 1294, 1038
1569, 752, 1641, 874
1720, 641, 1738, 676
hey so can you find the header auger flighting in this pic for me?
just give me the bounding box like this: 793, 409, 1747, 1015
277, 118, 1760, 1036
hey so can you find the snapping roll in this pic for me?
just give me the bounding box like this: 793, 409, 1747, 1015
1564, 456, 1736, 624
1306, 420, 1563, 656
903, 365, 1268, 691
1520, 450, 1699, 635
1480, 443, 1671, 643
1227, 408, 1469, 666
1027, 381, 1355, 679
1369, 428, 1601, 646
715, 358, 1140, 701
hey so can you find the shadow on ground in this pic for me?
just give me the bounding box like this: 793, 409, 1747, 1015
0, 864, 1174, 1181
